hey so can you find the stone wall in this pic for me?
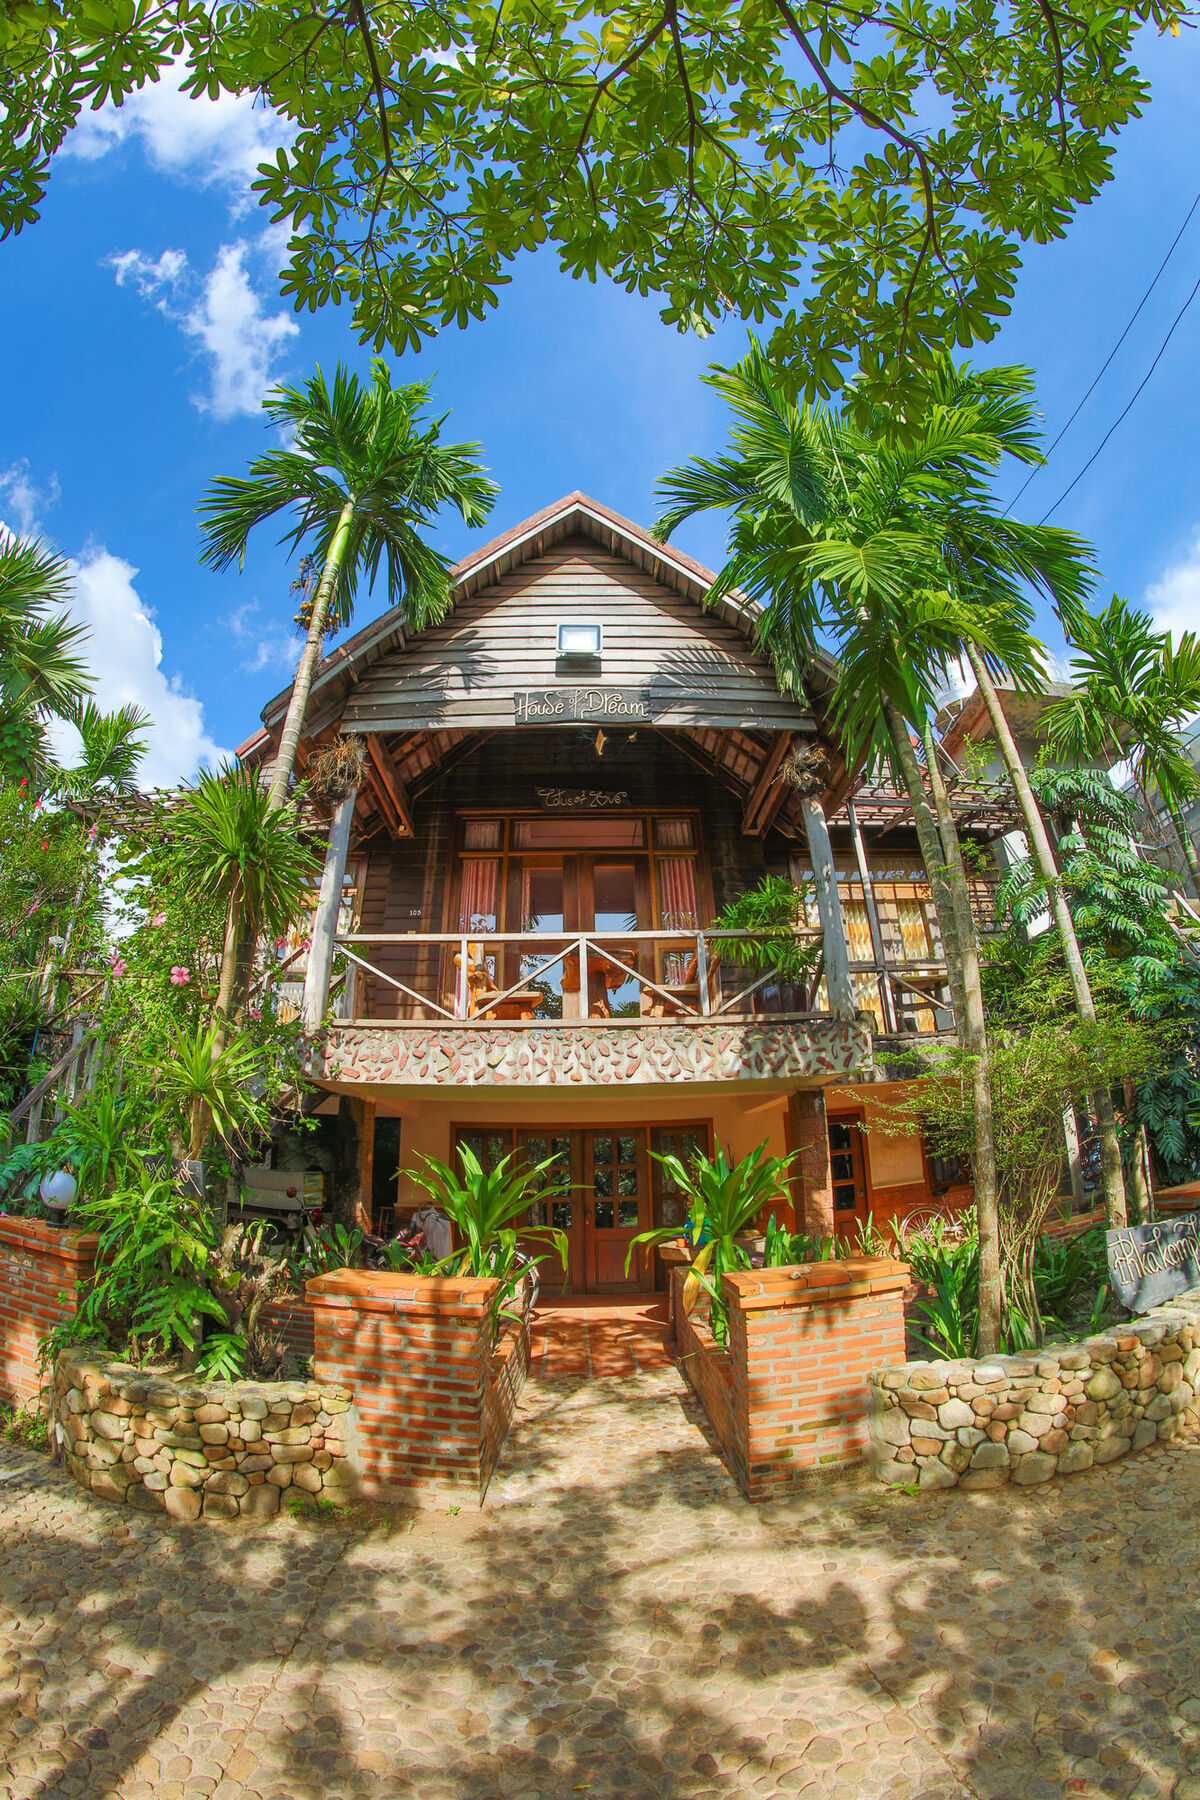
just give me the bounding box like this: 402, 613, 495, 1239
321, 1016, 871, 1088
0, 1218, 97, 1405
308, 1268, 530, 1502
51, 1350, 356, 1520
869, 1287, 1200, 1491
669, 1255, 910, 1500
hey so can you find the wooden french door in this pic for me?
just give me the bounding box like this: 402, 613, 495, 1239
584, 1128, 652, 1291
460, 1124, 659, 1295
516, 1129, 583, 1296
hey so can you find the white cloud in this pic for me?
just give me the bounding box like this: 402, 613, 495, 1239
182, 243, 299, 418
224, 600, 299, 675
0, 462, 60, 536
108, 247, 189, 306
1146, 532, 1200, 643
61, 546, 228, 787
66, 66, 292, 214
106, 239, 298, 418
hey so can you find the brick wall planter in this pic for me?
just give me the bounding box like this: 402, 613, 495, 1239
260, 1294, 317, 1366
307, 1269, 531, 1503
51, 1350, 355, 1520
669, 1255, 910, 1500
0, 1217, 98, 1405
869, 1286, 1200, 1492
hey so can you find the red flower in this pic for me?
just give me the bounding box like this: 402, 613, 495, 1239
40, 841, 48, 852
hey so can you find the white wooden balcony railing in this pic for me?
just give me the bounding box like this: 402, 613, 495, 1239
325, 926, 827, 1025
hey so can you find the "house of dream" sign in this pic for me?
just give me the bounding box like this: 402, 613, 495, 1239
1106, 1211, 1200, 1313
514, 688, 656, 724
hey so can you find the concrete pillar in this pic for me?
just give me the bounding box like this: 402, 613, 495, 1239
787, 1087, 835, 1238
332, 1094, 374, 1233
800, 795, 857, 1021
301, 788, 357, 1031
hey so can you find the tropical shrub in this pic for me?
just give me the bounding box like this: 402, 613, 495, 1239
408, 1144, 569, 1328
627, 1142, 797, 1344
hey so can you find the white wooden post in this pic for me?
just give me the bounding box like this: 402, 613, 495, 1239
800, 795, 857, 1022
301, 788, 357, 1032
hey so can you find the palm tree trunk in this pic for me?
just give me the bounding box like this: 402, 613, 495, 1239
881, 695, 1001, 1348
1164, 800, 1200, 896
211, 887, 243, 1078
920, 718, 1003, 1357
267, 498, 357, 810
963, 643, 1128, 1227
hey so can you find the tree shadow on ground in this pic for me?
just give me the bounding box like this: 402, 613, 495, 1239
0, 1394, 1197, 1800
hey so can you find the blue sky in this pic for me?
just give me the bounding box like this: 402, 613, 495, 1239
4, 29, 1200, 783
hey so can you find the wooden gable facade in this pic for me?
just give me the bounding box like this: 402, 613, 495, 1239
243, 492, 851, 847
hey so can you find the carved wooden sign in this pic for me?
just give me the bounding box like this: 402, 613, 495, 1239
1106, 1212, 1200, 1313
514, 688, 655, 724
536, 788, 630, 809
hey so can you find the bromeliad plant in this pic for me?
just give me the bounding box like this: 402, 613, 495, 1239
626, 1141, 797, 1345
408, 1144, 569, 1327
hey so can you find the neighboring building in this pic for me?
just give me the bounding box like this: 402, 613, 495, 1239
238, 495, 1023, 1282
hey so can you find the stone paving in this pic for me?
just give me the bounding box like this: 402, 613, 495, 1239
1, 1352, 1199, 1800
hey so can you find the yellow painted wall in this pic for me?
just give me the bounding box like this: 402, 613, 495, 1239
373, 1086, 791, 1210
826, 1081, 927, 1192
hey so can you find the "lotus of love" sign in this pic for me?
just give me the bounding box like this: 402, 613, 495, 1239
1106, 1211, 1200, 1314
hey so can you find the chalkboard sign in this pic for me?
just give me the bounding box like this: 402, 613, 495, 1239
1106, 1212, 1200, 1313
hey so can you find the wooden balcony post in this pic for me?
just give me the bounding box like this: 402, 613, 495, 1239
800, 795, 857, 1021
301, 787, 357, 1032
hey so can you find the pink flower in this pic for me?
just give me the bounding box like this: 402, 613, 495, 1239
301, 936, 312, 952
109, 956, 128, 978
150, 912, 167, 927
169, 966, 191, 986
275, 935, 289, 950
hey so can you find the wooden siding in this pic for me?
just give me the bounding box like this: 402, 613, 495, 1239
340, 538, 813, 736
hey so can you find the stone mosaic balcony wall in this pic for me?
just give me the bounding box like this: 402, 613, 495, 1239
51, 1351, 356, 1521
869, 1287, 1200, 1491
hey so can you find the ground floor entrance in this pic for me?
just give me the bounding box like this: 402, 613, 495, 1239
455, 1122, 710, 1295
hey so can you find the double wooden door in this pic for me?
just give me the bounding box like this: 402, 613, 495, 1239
517, 1128, 652, 1293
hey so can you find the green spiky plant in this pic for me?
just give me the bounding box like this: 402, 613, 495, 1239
407, 1144, 569, 1327
626, 1141, 797, 1343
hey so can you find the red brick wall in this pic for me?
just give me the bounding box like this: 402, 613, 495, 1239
672, 1256, 909, 1500
786, 1090, 834, 1235
307, 1269, 529, 1502
670, 1270, 735, 1453
261, 1295, 316, 1366
0, 1219, 98, 1406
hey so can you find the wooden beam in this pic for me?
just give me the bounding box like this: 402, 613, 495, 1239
741, 732, 796, 836
364, 734, 415, 836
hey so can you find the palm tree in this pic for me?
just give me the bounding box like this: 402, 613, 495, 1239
168, 764, 319, 1031
1043, 594, 1200, 894
53, 701, 150, 799
0, 535, 92, 784
199, 360, 498, 808
654, 343, 1013, 1350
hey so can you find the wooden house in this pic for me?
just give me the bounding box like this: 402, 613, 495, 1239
239, 494, 1025, 1286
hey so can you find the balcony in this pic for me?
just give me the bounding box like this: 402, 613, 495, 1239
313, 926, 873, 1090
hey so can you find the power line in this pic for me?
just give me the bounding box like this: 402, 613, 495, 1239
1007, 187, 1200, 514
1038, 264, 1200, 524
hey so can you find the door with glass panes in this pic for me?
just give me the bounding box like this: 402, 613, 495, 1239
828, 1112, 870, 1233
456, 1126, 653, 1294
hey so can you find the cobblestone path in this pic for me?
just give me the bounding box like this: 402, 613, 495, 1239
2, 1360, 1199, 1800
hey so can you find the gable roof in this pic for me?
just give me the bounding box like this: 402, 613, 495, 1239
248, 492, 834, 746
